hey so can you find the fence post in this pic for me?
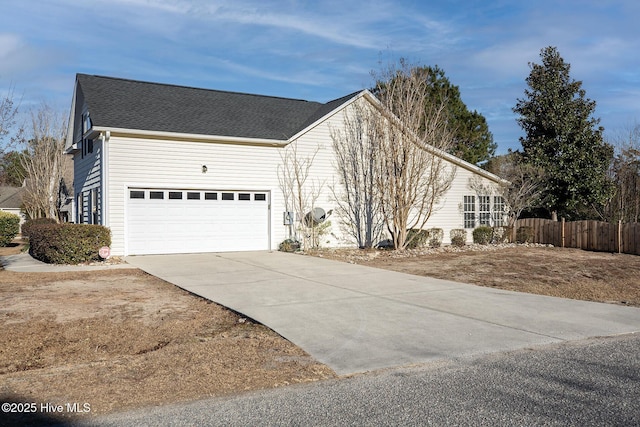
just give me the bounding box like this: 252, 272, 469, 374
561, 217, 565, 248
618, 220, 622, 254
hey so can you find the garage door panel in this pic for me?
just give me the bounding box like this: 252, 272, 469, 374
127, 189, 269, 255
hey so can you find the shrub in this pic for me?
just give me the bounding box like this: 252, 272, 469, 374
516, 226, 534, 244
376, 239, 394, 250
278, 239, 300, 252
427, 228, 444, 248
491, 226, 508, 244
0, 211, 20, 246
450, 229, 467, 247
473, 226, 493, 245
406, 229, 429, 249
21, 217, 57, 239
502, 226, 515, 243
29, 223, 111, 264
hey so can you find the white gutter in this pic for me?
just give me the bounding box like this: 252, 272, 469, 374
91, 126, 288, 147
101, 131, 110, 227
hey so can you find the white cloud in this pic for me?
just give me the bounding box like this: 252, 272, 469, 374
0, 33, 59, 79
208, 57, 336, 88
3, 0, 639, 153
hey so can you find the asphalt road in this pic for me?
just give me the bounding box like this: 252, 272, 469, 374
79, 333, 640, 427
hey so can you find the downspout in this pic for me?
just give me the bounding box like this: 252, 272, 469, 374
101, 131, 110, 226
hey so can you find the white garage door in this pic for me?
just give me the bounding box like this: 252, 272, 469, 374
126, 188, 270, 255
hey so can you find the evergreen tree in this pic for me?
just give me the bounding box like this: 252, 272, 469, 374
513, 46, 613, 219
0, 150, 27, 186
375, 64, 496, 165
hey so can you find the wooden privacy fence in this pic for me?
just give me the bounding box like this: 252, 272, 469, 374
513, 218, 640, 255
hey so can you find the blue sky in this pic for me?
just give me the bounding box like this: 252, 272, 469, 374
1, 0, 639, 154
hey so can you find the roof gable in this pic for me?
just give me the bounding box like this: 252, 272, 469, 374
76, 74, 358, 141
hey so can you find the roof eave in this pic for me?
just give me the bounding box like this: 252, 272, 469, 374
91, 126, 289, 147
361, 90, 509, 186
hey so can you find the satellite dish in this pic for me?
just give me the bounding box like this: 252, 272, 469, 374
304, 207, 326, 226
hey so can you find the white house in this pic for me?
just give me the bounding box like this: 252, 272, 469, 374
65, 74, 508, 256
0, 186, 26, 230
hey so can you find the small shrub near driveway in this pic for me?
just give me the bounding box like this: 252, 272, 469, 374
29, 223, 111, 264
473, 226, 493, 245
0, 211, 20, 246
278, 239, 300, 252
450, 229, 467, 246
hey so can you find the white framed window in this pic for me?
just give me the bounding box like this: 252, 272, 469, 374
81, 112, 93, 156
91, 189, 99, 225
493, 196, 505, 227
479, 196, 491, 226
463, 195, 475, 229
82, 111, 91, 135
76, 193, 83, 223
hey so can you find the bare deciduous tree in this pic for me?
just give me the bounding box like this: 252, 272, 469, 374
20, 103, 69, 220
493, 158, 542, 228
604, 123, 640, 223
277, 141, 327, 249
330, 100, 384, 248
372, 60, 457, 250
0, 85, 20, 155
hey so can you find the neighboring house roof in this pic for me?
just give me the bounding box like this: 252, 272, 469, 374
0, 186, 24, 210
76, 74, 360, 141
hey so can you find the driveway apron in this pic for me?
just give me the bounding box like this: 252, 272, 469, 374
125, 251, 640, 375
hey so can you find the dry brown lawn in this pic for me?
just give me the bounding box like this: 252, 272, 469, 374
310, 245, 640, 306
0, 243, 334, 424
1, 242, 639, 424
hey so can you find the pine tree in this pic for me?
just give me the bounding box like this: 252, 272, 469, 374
375, 64, 496, 165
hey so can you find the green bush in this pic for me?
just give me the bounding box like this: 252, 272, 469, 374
516, 226, 534, 244
278, 239, 300, 252
406, 229, 429, 249
21, 217, 57, 239
427, 228, 444, 248
0, 211, 20, 246
29, 223, 111, 264
450, 229, 467, 247
473, 226, 493, 245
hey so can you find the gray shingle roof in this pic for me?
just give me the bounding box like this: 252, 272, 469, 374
0, 186, 24, 209
76, 74, 361, 140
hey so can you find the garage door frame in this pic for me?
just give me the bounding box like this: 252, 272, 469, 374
124, 185, 272, 255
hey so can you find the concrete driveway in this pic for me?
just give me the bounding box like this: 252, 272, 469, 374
125, 251, 640, 375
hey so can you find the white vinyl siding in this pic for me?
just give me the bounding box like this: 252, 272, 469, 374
105, 104, 354, 255
108, 138, 282, 255
87, 95, 506, 254
423, 161, 504, 242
